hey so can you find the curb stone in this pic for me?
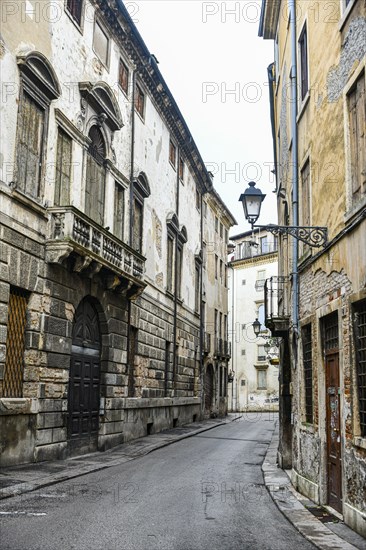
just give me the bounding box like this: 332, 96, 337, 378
262, 421, 365, 550
0, 415, 241, 501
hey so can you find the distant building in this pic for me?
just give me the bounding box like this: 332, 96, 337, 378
202, 191, 237, 418
0, 0, 235, 466
228, 229, 278, 411
260, 0, 366, 537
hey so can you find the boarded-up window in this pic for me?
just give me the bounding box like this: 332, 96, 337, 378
135, 84, 145, 118
299, 24, 308, 101
133, 199, 143, 253
16, 92, 45, 198
93, 19, 109, 66
3, 288, 28, 398
348, 72, 366, 203
85, 126, 106, 226
66, 0, 83, 25
55, 128, 72, 206
114, 182, 124, 240
119, 59, 129, 94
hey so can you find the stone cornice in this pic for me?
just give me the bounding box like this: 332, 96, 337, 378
229, 252, 278, 269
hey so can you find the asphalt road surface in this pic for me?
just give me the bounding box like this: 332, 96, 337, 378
0, 414, 315, 550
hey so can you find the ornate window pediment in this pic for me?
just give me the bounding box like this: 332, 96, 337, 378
134, 172, 151, 200
79, 81, 123, 131
17, 51, 61, 102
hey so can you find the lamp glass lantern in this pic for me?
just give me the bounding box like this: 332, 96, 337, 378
252, 318, 261, 337
239, 181, 266, 226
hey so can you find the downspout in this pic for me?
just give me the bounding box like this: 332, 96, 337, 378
289, 0, 299, 333
129, 68, 136, 247
267, 63, 278, 190
127, 67, 136, 397
199, 192, 204, 416
172, 149, 180, 395
231, 267, 234, 412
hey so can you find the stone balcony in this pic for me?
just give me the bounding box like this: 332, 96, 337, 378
46, 207, 146, 299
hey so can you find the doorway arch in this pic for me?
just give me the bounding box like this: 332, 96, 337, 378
68, 298, 101, 452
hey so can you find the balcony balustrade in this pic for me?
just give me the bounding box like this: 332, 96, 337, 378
46, 207, 146, 299
264, 276, 291, 335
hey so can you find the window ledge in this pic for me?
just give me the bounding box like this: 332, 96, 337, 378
65, 9, 84, 35
0, 398, 39, 415
297, 91, 311, 124
353, 436, 366, 450
300, 422, 315, 434
344, 194, 366, 224
11, 188, 48, 219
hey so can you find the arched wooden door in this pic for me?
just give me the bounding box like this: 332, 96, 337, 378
205, 364, 214, 412
68, 299, 101, 451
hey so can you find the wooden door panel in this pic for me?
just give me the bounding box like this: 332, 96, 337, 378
326, 353, 342, 512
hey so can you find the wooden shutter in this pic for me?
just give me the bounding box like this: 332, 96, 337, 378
55, 129, 72, 205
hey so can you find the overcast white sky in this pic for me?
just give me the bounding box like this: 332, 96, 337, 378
133, 0, 277, 235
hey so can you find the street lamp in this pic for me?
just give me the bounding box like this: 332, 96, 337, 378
239, 181, 328, 248
252, 318, 261, 337
239, 181, 266, 226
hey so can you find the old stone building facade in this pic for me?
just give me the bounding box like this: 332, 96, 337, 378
202, 190, 236, 418
260, 0, 366, 537
228, 229, 279, 412
0, 0, 235, 466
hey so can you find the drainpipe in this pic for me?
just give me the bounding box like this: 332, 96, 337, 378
129, 68, 136, 248
267, 63, 278, 191
199, 192, 204, 417
289, 0, 299, 333
172, 149, 180, 395
230, 264, 235, 412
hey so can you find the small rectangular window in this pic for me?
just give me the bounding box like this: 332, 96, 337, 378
93, 19, 109, 67
215, 217, 218, 232
66, 0, 83, 26
348, 72, 366, 203
299, 24, 308, 101
196, 190, 201, 210
220, 223, 223, 238
179, 158, 184, 181
169, 140, 176, 167
135, 84, 145, 118
55, 128, 72, 206
257, 369, 267, 390
167, 235, 175, 293
133, 199, 143, 253
220, 260, 223, 283
114, 182, 124, 240
241, 349, 246, 356
215, 255, 218, 279
119, 59, 129, 95
257, 345, 266, 362
302, 324, 313, 424
195, 265, 200, 313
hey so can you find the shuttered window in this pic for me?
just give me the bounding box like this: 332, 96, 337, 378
114, 182, 124, 240
55, 128, 72, 206
348, 72, 366, 203
299, 24, 308, 101
3, 288, 28, 397
85, 126, 106, 226
93, 19, 109, 67
16, 92, 45, 198
133, 199, 143, 253
167, 235, 174, 293
66, 0, 83, 25
135, 84, 145, 118
119, 59, 129, 95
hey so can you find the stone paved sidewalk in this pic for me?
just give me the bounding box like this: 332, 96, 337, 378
0, 415, 237, 501
262, 421, 366, 550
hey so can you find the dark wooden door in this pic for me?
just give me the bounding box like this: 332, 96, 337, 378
326, 352, 342, 512
68, 299, 101, 443
205, 364, 214, 412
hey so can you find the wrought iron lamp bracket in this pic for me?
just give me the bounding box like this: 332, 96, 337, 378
253, 224, 328, 248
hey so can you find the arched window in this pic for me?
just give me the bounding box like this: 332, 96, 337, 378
85, 125, 106, 225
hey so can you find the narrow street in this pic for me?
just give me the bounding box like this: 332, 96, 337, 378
0, 415, 315, 550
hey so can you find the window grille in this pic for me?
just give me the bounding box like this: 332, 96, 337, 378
323, 312, 339, 352
354, 300, 366, 436
3, 288, 28, 397
302, 324, 313, 423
